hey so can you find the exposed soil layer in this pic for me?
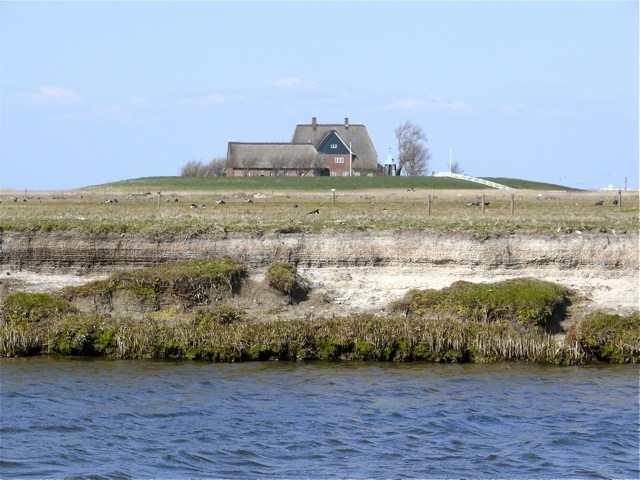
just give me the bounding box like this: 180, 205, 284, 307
0, 231, 636, 272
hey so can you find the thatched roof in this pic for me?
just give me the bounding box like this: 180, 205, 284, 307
227, 142, 319, 169
292, 123, 379, 171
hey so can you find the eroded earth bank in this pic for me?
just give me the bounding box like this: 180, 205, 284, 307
1, 230, 637, 313
0, 229, 638, 364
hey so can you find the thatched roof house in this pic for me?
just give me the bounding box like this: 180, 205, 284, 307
226, 117, 380, 176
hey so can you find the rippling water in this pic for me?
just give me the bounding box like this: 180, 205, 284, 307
0, 359, 638, 479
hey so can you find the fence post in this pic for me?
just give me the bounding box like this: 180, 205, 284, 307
481, 193, 486, 216
157, 191, 161, 210
618, 190, 622, 209
510, 193, 515, 216
427, 193, 432, 216
331, 188, 336, 205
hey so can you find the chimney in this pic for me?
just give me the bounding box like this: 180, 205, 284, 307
344, 117, 349, 129
312, 117, 317, 130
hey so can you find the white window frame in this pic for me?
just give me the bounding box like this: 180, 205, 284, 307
330, 143, 338, 149
335, 157, 345, 164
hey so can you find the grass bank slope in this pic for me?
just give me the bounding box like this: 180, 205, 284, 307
90, 176, 578, 192
482, 177, 578, 191
88, 176, 488, 191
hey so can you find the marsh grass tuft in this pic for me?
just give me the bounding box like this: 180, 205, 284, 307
573, 311, 640, 363
394, 278, 571, 331
63, 258, 247, 311
266, 261, 309, 303
194, 304, 246, 327
0, 312, 589, 364
1, 292, 76, 325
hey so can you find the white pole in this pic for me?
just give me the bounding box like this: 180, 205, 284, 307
349, 141, 353, 177
449, 147, 453, 173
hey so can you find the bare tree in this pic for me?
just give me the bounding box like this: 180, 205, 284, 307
180, 157, 227, 177
394, 121, 431, 176
451, 161, 464, 174
293, 153, 323, 176
181, 160, 203, 177
271, 156, 288, 176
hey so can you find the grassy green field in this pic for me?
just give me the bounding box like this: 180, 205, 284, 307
88, 175, 578, 192
483, 177, 579, 191
88, 175, 489, 191
1, 188, 636, 236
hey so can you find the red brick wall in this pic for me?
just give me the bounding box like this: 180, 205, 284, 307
321, 154, 351, 176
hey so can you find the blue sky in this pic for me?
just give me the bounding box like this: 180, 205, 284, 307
1, 1, 637, 189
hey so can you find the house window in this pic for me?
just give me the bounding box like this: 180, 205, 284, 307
330, 143, 338, 149
335, 157, 344, 164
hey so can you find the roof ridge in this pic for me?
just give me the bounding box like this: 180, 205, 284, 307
229, 141, 315, 145
294, 123, 366, 127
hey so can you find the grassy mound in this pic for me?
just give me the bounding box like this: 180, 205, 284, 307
86, 175, 487, 191
394, 279, 571, 330
1, 292, 76, 325
573, 312, 640, 363
265, 262, 309, 303
64, 258, 247, 311
482, 177, 578, 191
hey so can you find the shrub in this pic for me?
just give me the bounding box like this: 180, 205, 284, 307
194, 304, 246, 327
180, 158, 226, 177
265, 262, 309, 303
64, 258, 247, 310
575, 311, 640, 363
393, 278, 571, 330
1, 292, 76, 325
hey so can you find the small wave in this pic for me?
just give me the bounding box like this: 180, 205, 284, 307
35, 424, 86, 433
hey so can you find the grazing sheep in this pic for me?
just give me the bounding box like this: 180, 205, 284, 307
216, 199, 226, 205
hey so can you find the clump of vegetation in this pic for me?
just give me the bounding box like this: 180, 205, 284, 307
0, 310, 585, 364
394, 279, 572, 330
194, 304, 246, 327
1, 292, 76, 325
573, 311, 640, 363
64, 258, 247, 311
49, 314, 114, 356
180, 158, 226, 177
265, 262, 309, 303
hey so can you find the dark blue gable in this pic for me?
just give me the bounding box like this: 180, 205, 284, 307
317, 131, 350, 154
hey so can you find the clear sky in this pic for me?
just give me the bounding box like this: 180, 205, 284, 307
1, 1, 637, 189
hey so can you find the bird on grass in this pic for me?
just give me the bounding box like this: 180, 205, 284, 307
307, 209, 320, 215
